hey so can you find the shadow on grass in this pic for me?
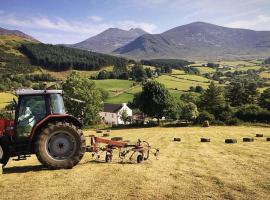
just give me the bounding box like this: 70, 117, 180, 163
81, 159, 136, 165
2, 165, 48, 174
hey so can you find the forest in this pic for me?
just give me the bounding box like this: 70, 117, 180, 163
19, 43, 128, 71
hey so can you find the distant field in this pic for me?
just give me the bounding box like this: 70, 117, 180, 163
171, 74, 211, 83
94, 79, 134, 92
1, 126, 270, 200
0, 92, 16, 110
39, 66, 114, 80
156, 75, 210, 91
259, 71, 270, 79
224, 66, 261, 72
194, 67, 216, 74
106, 85, 142, 103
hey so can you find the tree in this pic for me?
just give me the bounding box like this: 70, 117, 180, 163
180, 92, 201, 105
196, 111, 215, 124
235, 104, 270, 122
130, 65, 147, 82
133, 81, 179, 121
119, 109, 130, 124
62, 72, 102, 125
259, 88, 270, 110
200, 82, 225, 116
226, 81, 259, 106
195, 85, 204, 93
181, 102, 199, 122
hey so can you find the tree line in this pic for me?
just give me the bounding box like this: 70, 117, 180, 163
19, 43, 128, 71
131, 80, 270, 125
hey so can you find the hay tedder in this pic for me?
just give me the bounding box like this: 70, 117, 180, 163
86, 136, 159, 163
0, 89, 158, 170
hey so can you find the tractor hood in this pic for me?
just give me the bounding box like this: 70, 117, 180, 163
0, 119, 14, 137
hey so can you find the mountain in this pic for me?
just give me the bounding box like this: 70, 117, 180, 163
0, 27, 37, 41
114, 22, 270, 60
71, 28, 148, 53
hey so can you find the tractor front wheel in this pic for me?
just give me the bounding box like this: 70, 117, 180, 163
35, 122, 86, 169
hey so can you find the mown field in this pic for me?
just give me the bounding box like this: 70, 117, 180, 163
1, 126, 270, 200
0, 92, 15, 109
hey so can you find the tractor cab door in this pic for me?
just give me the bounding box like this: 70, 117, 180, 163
16, 95, 48, 141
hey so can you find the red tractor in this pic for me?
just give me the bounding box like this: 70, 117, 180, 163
0, 90, 86, 169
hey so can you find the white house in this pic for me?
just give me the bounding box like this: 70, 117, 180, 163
99, 103, 132, 125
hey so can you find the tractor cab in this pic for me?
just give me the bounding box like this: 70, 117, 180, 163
0, 89, 85, 169
15, 89, 66, 140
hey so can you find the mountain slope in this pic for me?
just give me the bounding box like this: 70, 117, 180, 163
0, 27, 37, 41
114, 22, 270, 60
71, 28, 148, 53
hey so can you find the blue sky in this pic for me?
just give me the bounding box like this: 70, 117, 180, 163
0, 0, 270, 44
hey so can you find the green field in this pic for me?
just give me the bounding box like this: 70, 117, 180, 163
194, 67, 216, 74
0, 92, 16, 110
156, 75, 210, 91
1, 126, 270, 200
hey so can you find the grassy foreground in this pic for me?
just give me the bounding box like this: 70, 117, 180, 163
1, 126, 270, 200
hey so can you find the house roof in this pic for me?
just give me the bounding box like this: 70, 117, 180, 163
103, 103, 123, 113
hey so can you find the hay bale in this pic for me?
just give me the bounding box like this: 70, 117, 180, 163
225, 139, 237, 144
202, 120, 210, 127
266, 138, 270, 142
96, 130, 103, 133
243, 138, 254, 142
106, 130, 111, 133
173, 138, 181, 142
111, 137, 123, 141
256, 134, 263, 137
103, 133, 110, 137
201, 138, 210, 142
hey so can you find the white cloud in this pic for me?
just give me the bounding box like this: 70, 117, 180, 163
225, 14, 270, 30
0, 13, 157, 43
89, 15, 103, 22
116, 20, 156, 33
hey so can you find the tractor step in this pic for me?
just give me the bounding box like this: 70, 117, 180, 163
13, 155, 31, 161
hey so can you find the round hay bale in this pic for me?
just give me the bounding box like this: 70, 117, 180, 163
103, 133, 110, 137
111, 137, 123, 141
225, 139, 237, 144
201, 138, 210, 142
266, 138, 270, 142
256, 134, 263, 137
243, 138, 254, 142
202, 120, 210, 127
106, 130, 111, 133
173, 138, 181, 142
96, 130, 103, 133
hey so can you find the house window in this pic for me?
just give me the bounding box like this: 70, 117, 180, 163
105, 113, 107, 116
112, 114, 114, 118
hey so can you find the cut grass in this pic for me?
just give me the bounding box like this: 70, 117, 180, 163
0, 92, 16, 110
1, 126, 270, 200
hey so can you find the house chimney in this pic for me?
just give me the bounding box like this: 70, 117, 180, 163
122, 103, 127, 107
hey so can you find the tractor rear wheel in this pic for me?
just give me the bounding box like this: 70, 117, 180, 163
0, 136, 10, 167
35, 122, 86, 169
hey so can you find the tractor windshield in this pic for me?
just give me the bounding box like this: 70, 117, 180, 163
50, 94, 66, 114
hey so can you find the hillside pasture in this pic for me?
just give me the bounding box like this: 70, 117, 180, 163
1, 126, 270, 200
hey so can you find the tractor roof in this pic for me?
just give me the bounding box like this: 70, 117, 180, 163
15, 89, 63, 96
